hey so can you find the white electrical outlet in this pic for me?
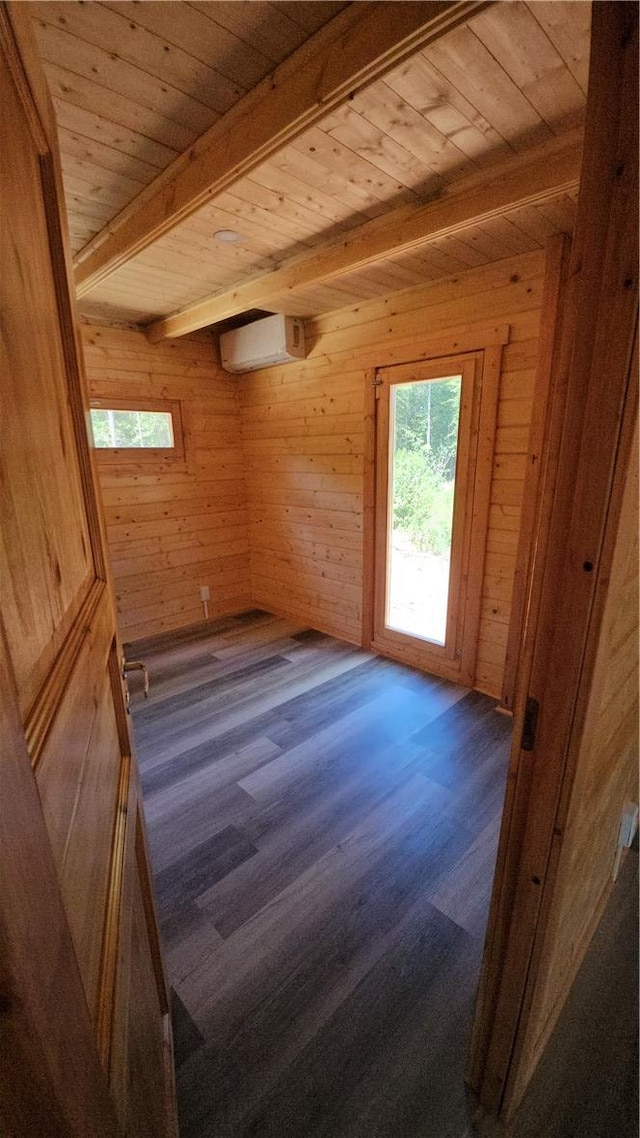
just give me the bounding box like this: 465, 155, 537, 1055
199, 585, 210, 602
612, 801, 639, 881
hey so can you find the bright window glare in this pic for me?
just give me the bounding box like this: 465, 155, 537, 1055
90, 408, 174, 449
386, 375, 462, 646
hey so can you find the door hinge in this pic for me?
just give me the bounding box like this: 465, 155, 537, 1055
371, 377, 383, 386
521, 695, 540, 752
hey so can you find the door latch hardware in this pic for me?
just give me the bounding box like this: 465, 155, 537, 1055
123, 659, 150, 698
521, 695, 540, 752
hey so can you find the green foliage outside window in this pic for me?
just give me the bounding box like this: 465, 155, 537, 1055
391, 377, 461, 555
90, 408, 174, 449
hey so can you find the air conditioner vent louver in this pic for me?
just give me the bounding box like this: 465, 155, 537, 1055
220, 314, 306, 373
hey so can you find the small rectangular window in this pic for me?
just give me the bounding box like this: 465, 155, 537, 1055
91, 407, 174, 449
89, 398, 184, 463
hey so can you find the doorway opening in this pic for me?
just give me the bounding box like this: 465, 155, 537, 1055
386, 370, 462, 646
372, 351, 497, 686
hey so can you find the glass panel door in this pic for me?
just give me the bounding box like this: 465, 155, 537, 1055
372, 352, 489, 685
386, 374, 462, 645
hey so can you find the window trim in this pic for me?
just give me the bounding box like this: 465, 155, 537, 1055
89, 397, 185, 464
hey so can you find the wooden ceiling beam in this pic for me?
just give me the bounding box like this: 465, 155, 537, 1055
146, 130, 582, 342
74, 0, 489, 298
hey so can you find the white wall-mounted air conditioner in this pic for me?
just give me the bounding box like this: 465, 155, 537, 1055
219, 313, 306, 373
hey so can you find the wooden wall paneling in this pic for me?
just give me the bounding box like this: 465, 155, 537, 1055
305, 285, 542, 365
242, 251, 546, 691
83, 253, 547, 690
83, 324, 252, 643
501, 233, 572, 710
242, 360, 366, 646
468, 2, 638, 1116
310, 254, 543, 341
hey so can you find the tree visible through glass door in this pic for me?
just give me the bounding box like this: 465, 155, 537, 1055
372, 351, 492, 685
387, 374, 462, 645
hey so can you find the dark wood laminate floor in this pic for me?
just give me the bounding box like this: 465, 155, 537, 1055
506, 843, 639, 1138
130, 611, 513, 1138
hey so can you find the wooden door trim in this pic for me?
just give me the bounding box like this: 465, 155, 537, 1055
362, 329, 509, 655
468, 2, 638, 1116
500, 234, 572, 712
366, 338, 503, 685
372, 353, 481, 677
362, 369, 378, 651
97, 746, 133, 1065
134, 805, 179, 1137
25, 578, 106, 766
462, 342, 502, 685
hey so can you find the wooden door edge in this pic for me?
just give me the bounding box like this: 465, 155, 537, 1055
500, 350, 639, 1116
466, 3, 638, 1116
362, 368, 378, 650
500, 233, 573, 712
458, 345, 503, 688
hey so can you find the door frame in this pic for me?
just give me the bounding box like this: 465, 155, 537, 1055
372, 352, 482, 682
467, 2, 638, 1118
363, 336, 504, 686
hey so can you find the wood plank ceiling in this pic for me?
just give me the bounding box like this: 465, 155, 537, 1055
31, 1, 591, 329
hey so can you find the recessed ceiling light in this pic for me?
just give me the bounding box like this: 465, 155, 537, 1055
214, 229, 241, 243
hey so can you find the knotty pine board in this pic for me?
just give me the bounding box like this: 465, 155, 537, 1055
241, 250, 547, 695
39, 0, 587, 325
82, 324, 251, 642
32, 0, 348, 254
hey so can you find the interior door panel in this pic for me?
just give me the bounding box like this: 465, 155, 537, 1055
0, 6, 177, 1134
